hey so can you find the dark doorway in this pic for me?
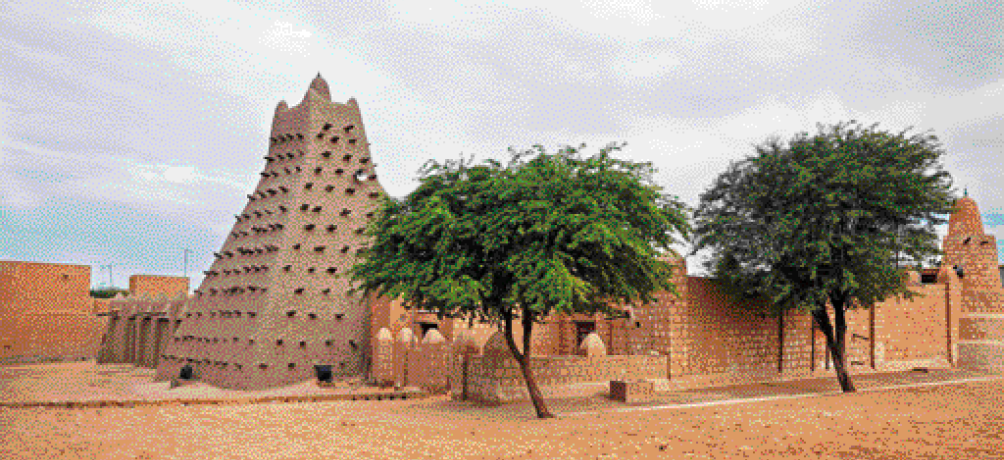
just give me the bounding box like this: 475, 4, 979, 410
575, 321, 596, 348
419, 322, 439, 339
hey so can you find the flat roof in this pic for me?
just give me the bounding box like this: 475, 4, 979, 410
0, 260, 91, 268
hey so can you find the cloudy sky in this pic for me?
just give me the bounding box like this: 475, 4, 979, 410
2, 0, 1002, 290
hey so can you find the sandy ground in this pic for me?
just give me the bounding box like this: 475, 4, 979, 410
1, 362, 1003, 459
0, 361, 392, 404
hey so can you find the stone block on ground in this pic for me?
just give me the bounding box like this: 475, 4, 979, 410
610, 379, 655, 404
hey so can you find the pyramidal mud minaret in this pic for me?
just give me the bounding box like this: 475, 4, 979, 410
155, 74, 387, 390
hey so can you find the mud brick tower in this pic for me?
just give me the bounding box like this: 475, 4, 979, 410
155, 74, 388, 389
941, 191, 1004, 312
942, 192, 1004, 372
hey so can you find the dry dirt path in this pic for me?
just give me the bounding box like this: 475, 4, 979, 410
2, 370, 1003, 459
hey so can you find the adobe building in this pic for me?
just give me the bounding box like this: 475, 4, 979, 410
95, 292, 188, 368
371, 195, 1004, 403
154, 74, 388, 389
143, 73, 1001, 397
95, 275, 190, 369
129, 274, 189, 298
0, 261, 107, 364
945, 193, 1004, 371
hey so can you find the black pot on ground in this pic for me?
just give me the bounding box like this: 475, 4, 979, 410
314, 365, 333, 383
179, 364, 193, 380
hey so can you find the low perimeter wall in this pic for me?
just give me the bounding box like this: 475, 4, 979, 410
452, 354, 667, 405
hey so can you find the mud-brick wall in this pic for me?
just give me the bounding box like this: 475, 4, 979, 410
670, 277, 782, 384
449, 316, 561, 357
92, 298, 112, 314
811, 306, 872, 370
962, 289, 1004, 315
6, 312, 106, 361
129, 275, 189, 299
628, 257, 689, 358
780, 309, 813, 375
0, 261, 107, 362
97, 315, 128, 363
457, 354, 668, 404
873, 284, 949, 367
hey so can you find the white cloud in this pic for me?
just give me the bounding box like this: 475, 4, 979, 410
2, 37, 70, 69
1, 137, 247, 212
856, 97, 929, 132
386, 0, 685, 42
161, 166, 198, 184
580, 0, 662, 26
258, 21, 315, 58
617, 48, 682, 80
930, 78, 1004, 128
710, 90, 856, 145
0, 98, 43, 210
79, 0, 392, 101
686, 0, 810, 30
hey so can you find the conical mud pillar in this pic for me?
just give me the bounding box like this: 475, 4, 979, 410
156, 74, 390, 390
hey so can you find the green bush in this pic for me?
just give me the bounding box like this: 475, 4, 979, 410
90, 288, 129, 299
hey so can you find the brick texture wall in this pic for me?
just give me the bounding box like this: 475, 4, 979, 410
455, 354, 668, 404
0, 261, 106, 363
872, 284, 949, 366
129, 275, 189, 299
672, 277, 780, 379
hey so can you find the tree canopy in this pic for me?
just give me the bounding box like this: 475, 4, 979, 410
347, 142, 691, 417
690, 120, 956, 391
349, 142, 691, 323
90, 288, 129, 299
693, 121, 955, 313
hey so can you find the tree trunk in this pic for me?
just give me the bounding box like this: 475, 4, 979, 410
811, 305, 857, 392
461, 354, 469, 401
502, 312, 554, 419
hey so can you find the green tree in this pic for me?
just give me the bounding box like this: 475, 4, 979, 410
90, 288, 129, 299
347, 142, 691, 418
691, 121, 955, 392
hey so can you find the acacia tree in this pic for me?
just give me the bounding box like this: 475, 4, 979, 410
691, 121, 955, 392
346, 142, 691, 418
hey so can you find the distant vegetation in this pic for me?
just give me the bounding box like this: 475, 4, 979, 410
90, 288, 129, 299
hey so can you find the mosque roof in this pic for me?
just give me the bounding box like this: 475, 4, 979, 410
308, 73, 331, 101
948, 194, 984, 236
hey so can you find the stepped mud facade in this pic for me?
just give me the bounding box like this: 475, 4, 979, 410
153, 74, 387, 389
96, 276, 189, 368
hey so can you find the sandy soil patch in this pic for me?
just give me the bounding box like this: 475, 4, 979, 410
1, 362, 1003, 459
0, 361, 389, 404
